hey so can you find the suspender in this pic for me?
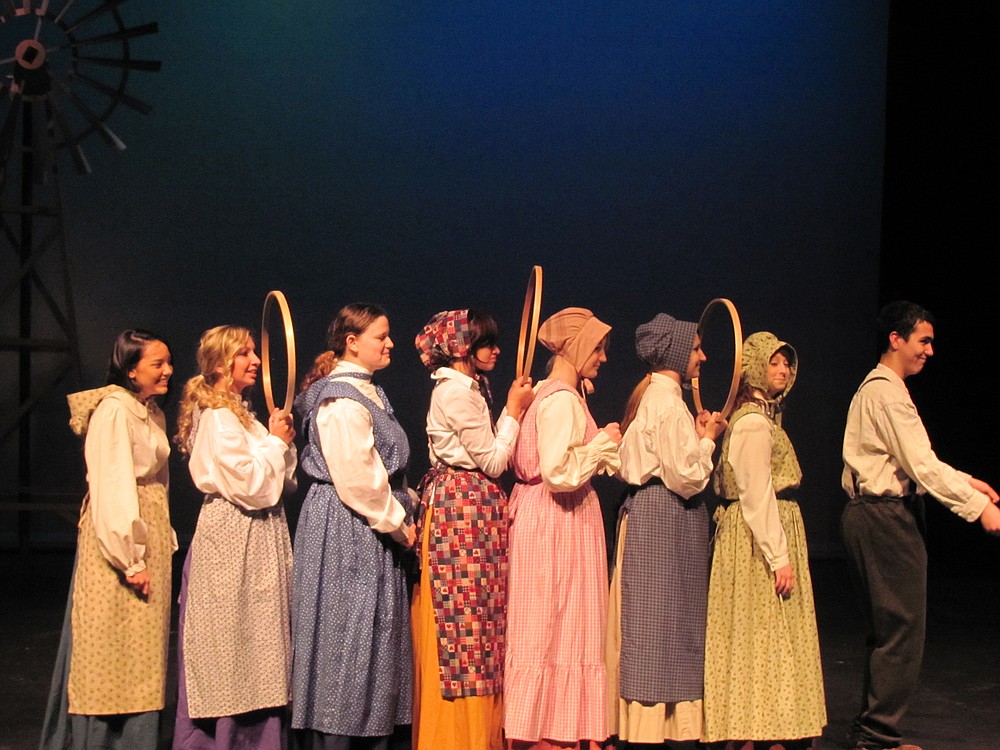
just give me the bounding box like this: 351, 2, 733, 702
848, 374, 893, 495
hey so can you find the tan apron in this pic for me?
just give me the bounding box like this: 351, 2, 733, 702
68, 481, 172, 715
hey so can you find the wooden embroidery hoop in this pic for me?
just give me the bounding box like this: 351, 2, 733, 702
260, 290, 297, 414
516, 265, 543, 380
691, 297, 742, 418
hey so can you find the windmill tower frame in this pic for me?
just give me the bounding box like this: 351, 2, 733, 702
1, 0, 159, 549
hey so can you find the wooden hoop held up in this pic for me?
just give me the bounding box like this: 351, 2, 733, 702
691, 297, 742, 418
516, 265, 543, 380
261, 290, 297, 414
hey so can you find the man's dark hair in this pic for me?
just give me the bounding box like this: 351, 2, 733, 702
877, 300, 935, 355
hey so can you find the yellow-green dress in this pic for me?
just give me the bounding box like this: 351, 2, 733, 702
702, 402, 826, 743
40, 386, 175, 750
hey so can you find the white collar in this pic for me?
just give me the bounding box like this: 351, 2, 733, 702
430, 366, 478, 389
333, 360, 374, 377
650, 371, 683, 396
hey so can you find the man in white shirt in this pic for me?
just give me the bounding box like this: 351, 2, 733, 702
841, 300, 1000, 750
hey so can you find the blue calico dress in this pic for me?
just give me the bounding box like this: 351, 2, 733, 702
291, 371, 414, 737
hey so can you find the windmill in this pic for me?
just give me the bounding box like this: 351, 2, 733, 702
0, 0, 159, 549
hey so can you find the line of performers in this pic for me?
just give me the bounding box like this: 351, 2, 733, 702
38, 300, 1000, 750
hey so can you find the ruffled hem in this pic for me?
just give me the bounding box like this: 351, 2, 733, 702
503, 663, 607, 742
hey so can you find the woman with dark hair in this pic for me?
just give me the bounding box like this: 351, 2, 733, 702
291, 304, 417, 750
504, 307, 622, 750
411, 309, 533, 750
172, 325, 297, 750
40, 329, 177, 750
702, 332, 826, 749
608, 313, 725, 748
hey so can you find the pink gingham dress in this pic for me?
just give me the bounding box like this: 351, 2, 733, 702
503, 379, 609, 743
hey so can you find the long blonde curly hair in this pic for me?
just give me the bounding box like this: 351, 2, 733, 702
175, 325, 256, 454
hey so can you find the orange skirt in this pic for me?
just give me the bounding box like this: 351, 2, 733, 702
507, 741, 606, 750
411, 519, 503, 750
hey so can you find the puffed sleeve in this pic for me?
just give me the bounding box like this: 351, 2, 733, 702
190, 408, 295, 511
316, 397, 409, 541
84, 399, 148, 576
537, 389, 620, 492
444, 385, 518, 478
728, 413, 788, 570
652, 404, 715, 499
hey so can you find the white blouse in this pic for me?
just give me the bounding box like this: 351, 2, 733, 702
841, 363, 988, 521
536, 383, 621, 492
188, 407, 297, 511
315, 361, 410, 542
618, 373, 715, 499
727, 412, 788, 570
84, 390, 174, 577
426, 367, 518, 478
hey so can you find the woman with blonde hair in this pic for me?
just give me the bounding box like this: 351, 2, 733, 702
411, 309, 534, 750
291, 303, 417, 750
40, 329, 176, 750
173, 325, 297, 750
504, 307, 622, 750
702, 332, 826, 749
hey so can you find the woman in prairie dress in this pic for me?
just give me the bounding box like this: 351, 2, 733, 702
172, 325, 297, 750
702, 332, 826, 749
607, 313, 726, 748
291, 303, 417, 750
40, 329, 176, 750
504, 307, 622, 750
411, 309, 533, 750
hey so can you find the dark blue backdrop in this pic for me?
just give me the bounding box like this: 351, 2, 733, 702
3, 2, 890, 555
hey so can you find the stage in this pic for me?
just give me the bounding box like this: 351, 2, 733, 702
2, 551, 997, 750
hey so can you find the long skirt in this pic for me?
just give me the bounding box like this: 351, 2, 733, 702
40, 561, 162, 750
69, 482, 172, 714
606, 516, 704, 743
411, 519, 503, 750
40, 481, 171, 750
702, 500, 826, 743
291, 483, 412, 737
181, 498, 292, 720
503, 480, 608, 745
616, 482, 708, 707
173, 548, 288, 750
605, 482, 708, 743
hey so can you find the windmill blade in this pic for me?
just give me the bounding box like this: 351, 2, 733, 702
64, 21, 158, 48
59, 81, 125, 150
74, 54, 161, 72
53, 0, 79, 26
70, 69, 152, 114
63, 0, 128, 35
48, 92, 91, 174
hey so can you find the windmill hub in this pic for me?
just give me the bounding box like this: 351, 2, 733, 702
12, 39, 50, 97
14, 38, 46, 70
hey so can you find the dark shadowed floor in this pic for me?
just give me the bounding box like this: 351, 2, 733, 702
1, 552, 997, 750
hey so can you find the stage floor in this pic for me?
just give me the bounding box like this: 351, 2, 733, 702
2, 551, 997, 750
